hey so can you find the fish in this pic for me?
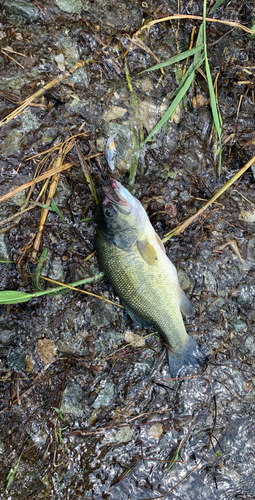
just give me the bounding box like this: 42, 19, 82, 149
96, 179, 208, 377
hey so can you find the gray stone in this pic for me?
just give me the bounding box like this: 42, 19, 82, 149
49, 257, 65, 282
177, 269, 191, 291
55, 0, 83, 14
54, 176, 72, 208
179, 190, 190, 202
237, 286, 251, 307
7, 352, 26, 370
3, 0, 39, 23
0, 234, 11, 263
233, 319, 247, 333
92, 381, 115, 409
0, 323, 18, 345
61, 382, 84, 416
114, 426, 133, 444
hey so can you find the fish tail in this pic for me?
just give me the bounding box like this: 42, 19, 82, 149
167, 335, 208, 378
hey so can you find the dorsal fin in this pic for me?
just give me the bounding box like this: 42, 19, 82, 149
137, 238, 158, 265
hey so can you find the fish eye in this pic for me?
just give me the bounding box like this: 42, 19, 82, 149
105, 207, 115, 218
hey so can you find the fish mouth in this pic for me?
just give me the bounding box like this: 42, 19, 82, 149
102, 179, 126, 206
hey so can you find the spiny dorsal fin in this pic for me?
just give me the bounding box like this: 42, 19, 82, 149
137, 238, 158, 265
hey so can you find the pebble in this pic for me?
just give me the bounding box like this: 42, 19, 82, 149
37, 338, 57, 365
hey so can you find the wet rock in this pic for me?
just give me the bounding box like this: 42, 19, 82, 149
65, 95, 90, 115
247, 238, 255, 270
245, 336, 255, 354
25, 354, 34, 372
54, 176, 72, 208
61, 382, 84, 417
3, 0, 39, 23
0, 234, 11, 263
2, 130, 24, 158
148, 422, 163, 440
49, 257, 65, 282
163, 124, 179, 153
177, 269, 191, 291
37, 338, 57, 365
177, 135, 207, 175
0, 323, 18, 345
138, 100, 162, 134
196, 107, 212, 139
233, 319, 247, 333
90, 299, 118, 328
237, 285, 251, 307
239, 208, 255, 222
10, 184, 27, 207
55, 0, 83, 14
124, 330, 145, 347
103, 106, 128, 122
21, 109, 40, 133
179, 190, 190, 202
114, 426, 133, 444
27, 421, 48, 446
92, 381, 115, 409
7, 352, 26, 370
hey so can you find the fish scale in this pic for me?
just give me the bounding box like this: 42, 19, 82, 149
96, 234, 188, 352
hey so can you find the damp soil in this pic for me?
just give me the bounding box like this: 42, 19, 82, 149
0, 1, 255, 499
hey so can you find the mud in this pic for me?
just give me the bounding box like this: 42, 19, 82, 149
0, 0, 255, 499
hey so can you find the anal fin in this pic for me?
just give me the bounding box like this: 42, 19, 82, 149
180, 288, 195, 317
122, 301, 152, 328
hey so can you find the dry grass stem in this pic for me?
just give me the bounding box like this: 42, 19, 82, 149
136, 15, 255, 37
163, 154, 255, 241
0, 163, 72, 204
39, 275, 124, 308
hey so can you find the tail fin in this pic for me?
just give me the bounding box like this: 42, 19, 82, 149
167, 335, 208, 378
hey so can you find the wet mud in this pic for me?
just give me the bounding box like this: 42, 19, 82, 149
0, 0, 255, 499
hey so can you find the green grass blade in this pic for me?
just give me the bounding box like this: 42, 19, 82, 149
51, 199, 66, 222
142, 57, 205, 144
205, 58, 221, 136
0, 273, 104, 304
29, 200, 66, 222
203, 0, 222, 173
6, 455, 22, 490
210, 0, 225, 14
0, 291, 34, 304
140, 45, 204, 72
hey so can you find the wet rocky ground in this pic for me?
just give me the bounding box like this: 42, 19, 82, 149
0, 0, 255, 499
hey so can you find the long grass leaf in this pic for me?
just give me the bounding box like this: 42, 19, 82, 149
51, 199, 66, 222
210, 0, 225, 14
0, 274, 104, 305
142, 57, 205, 144
140, 45, 204, 72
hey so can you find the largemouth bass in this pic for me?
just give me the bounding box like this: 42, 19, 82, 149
96, 179, 207, 377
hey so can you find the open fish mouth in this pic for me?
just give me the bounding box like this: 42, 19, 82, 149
102, 179, 127, 206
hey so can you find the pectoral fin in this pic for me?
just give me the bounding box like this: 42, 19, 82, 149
137, 239, 158, 265
155, 232, 166, 254
179, 288, 195, 317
